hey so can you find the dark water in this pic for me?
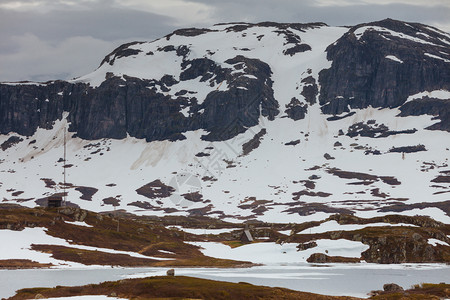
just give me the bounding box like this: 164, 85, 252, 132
1, 264, 449, 299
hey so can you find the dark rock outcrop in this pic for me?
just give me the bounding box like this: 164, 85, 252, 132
242, 128, 267, 156
136, 180, 175, 199
100, 41, 145, 66
285, 98, 308, 121
0, 56, 277, 143
306, 253, 360, 263
1, 136, 23, 151
319, 19, 450, 121
346, 121, 417, 138
389, 144, 427, 153
383, 283, 404, 292
283, 44, 312, 56
0, 19, 448, 144
199, 56, 278, 141
360, 230, 447, 264
399, 98, 450, 131
296, 241, 317, 251
300, 76, 318, 105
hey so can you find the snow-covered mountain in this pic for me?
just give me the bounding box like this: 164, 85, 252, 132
0, 19, 449, 224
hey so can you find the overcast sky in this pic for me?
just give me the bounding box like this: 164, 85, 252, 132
0, 0, 449, 82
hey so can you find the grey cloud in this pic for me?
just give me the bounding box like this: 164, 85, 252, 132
0, 7, 177, 43
1, 0, 448, 82
189, 0, 450, 31
0, 4, 179, 81
0, 34, 115, 82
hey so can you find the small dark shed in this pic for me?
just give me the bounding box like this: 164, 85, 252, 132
240, 229, 254, 243
47, 196, 62, 208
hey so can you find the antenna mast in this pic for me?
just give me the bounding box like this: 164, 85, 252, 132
63, 125, 67, 206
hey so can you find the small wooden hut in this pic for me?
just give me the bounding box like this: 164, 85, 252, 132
47, 196, 62, 208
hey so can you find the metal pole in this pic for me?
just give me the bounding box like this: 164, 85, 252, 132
63, 126, 66, 206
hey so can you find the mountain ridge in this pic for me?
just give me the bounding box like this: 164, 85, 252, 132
0, 19, 449, 225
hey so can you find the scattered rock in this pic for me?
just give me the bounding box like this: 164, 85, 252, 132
323, 153, 335, 160
327, 112, 356, 121
285, 139, 300, 146
1, 136, 23, 151
431, 175, 450, 183
195, 152, 210, 157
102, 197, 121, 207
136, 180, 175, 199
283, 44, 312, 56
242, 128, 267, 156
283, 202, 353, 216
74, 210, 88, 222
182, 191, 204, 202
301, 76, 318, 105
306, 253, 360, 263
166, 268, 175, 276
297, 241, 317, 251
75, 186, 98, 201
292, 190, 332, 200
383, 283, 404, 292
41, 178, 56, 188
127, 201, 160, 210
285, 97, 308, 120
201, 176, 217, 182
307, 253, 327, 263
389, 144, 427, 153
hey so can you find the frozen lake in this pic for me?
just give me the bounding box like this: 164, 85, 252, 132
1, 263, 449, 299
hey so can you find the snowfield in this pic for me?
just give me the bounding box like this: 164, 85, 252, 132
168, 226, 240, 235
1, 104, 448, 225
188, 240, 369, 265
296, 220, 418, 234
0, 227, 172, 268
0, 22, 449, 227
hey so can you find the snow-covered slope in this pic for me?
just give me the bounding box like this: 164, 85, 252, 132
0, 20, 449, 225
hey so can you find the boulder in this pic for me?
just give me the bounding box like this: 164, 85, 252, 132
166, 269, 175, 276
383, 283, 404, 292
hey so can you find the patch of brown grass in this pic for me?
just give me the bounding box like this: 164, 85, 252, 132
9, 276, 362, 300
0, 206, 252, 268
222, 240, 246, 248
0, 259, 53, 269
370, 283, 450, 299
31, 244, 159, 267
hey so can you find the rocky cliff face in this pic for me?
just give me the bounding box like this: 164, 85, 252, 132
0, 56, 276, 142
1, 19, 448, 142
319, 19, 450, 122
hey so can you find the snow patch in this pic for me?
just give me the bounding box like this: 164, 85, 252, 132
428, 238, 450, 247
298, 220, 418, 234
189, 240, 369, 265
169, 226, 239, 235
158, 250, 175, 254
424, 53, 450, 63
385, 55, 403, 63
64, 221, 93, 227
354, 26, 436, 46
405, 89, 450, 103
